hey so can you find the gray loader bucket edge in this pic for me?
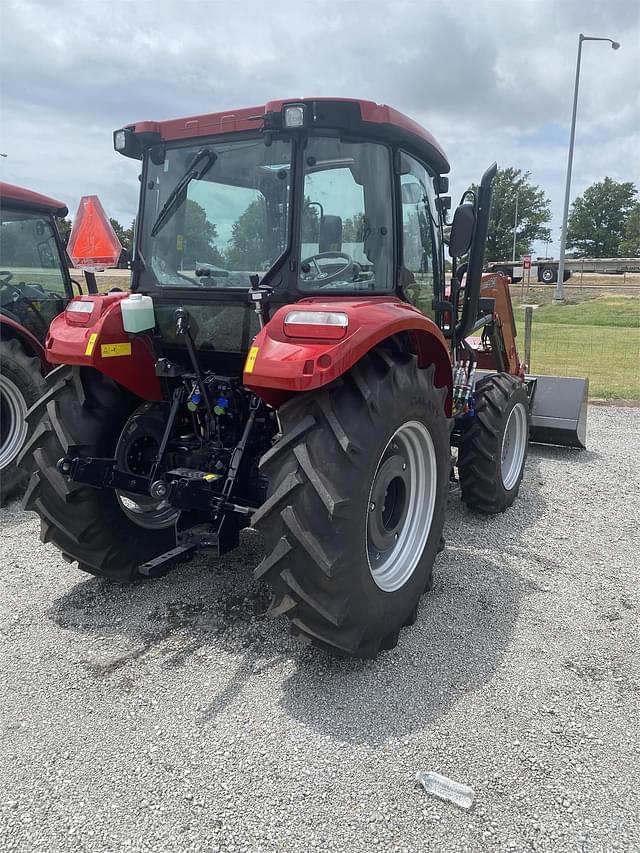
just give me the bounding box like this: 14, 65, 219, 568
527, 374, 588, 449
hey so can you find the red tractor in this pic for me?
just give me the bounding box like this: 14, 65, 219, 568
19, 99, 587, 657
0, 183, 77, 503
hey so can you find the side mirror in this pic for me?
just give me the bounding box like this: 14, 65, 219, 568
319, 215, 343, 253
448, 202, 475, 259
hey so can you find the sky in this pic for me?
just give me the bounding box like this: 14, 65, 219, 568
1, 0, 638, 258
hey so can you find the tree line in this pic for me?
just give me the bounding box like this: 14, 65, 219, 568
475, 169, 638, 260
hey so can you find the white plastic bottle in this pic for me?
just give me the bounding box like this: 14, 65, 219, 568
415, 771, 475, 809
121, 293, 155, 333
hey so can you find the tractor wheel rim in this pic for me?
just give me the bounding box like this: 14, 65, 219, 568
116, 492, 179, 530
501, 402, 528, 490
0, 373, 28, 471
366, 420, 437, 593
115, 432, 179, 531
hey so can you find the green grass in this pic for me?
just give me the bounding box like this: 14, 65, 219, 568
514, 296, 640, 400
515, 295, 640, 328
95, 274, 130, 294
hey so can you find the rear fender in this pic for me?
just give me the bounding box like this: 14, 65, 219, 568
243, 297, 453, 414
0, 315, 47, 367
45, 293, 161, 400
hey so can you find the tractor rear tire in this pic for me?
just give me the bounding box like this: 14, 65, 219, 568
0, 339, 46, 505
18, 365, 175, 581
252, 349, 451, 658
458, 373, 529, 514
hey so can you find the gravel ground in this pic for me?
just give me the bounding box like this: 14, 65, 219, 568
1, 405, 638, 853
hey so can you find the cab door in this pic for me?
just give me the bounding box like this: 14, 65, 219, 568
397, 152, 443, 320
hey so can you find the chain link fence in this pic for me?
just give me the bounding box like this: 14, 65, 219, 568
515, 279, 640, 400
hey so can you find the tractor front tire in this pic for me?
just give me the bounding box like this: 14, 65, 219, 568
18, 366, 175, 581
458, 373, 529, 514
253, 350, 451, 658
0, 339, 46, 505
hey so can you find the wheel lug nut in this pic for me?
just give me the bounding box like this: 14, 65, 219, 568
402, 463, 406, 471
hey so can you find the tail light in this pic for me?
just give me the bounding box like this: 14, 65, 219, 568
65, 299, 97, 325
284, 310, 348, 340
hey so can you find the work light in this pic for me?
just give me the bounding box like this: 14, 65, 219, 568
113, 129, 128, 152
283, 105, 305, 128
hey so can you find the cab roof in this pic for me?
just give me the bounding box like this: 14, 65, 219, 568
0, 182, 68, 217
124, 97, 450, 174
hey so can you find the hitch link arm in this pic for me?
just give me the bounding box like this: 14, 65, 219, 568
149, 384, 186, 484
214, 395, 261, 516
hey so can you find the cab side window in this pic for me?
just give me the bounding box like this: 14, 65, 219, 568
0, 213, 67, 294
399, 153, 440, 319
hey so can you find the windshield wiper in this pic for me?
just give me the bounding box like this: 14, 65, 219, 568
150, 149, 217, 237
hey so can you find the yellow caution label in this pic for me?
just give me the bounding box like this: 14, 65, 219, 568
100, 342, 132, 358
202, 473, 219, 481
85, 333, 98, 356
244, 346, 259, 374
176, 234, 184, 251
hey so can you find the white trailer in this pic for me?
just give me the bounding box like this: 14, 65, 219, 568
487, 257, 640, 284
486, 260, 571, 284
565, 257, 640, 275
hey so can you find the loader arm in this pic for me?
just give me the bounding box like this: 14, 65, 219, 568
472, 273, 523, 378
454, 273, 523, 378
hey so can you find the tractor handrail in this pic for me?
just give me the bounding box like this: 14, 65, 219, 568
455, 162, 497, 341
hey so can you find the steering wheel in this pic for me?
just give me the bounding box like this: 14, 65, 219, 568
0, 270, 48, 334
300, 252, 354, 284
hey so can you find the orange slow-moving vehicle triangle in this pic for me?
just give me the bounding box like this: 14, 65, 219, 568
67, 196, 122, 269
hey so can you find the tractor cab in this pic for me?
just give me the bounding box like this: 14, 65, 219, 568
113, 99, 462, 374
0, 183, 75, 342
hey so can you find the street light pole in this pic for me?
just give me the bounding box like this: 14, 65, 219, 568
555, 33, 620, 302
512, 191, 519, 262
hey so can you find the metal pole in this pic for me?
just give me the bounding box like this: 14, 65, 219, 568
512, 191, 519, 262
555, 35, 584, 302
524, 306, 533, 372
556, 34, 621, 303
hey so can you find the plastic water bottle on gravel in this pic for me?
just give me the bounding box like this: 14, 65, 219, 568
415, 771, 475, 809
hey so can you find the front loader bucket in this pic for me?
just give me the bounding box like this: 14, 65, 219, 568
527, 374, 588, 449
